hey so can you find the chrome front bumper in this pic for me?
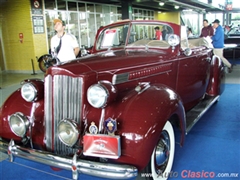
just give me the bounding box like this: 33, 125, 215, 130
0, 139, 138, 180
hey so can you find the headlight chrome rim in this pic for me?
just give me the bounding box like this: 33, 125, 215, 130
21, 83, 37, 102
8, 112, 30, 137
87, 84, 109, 108
58, 119, 80, 147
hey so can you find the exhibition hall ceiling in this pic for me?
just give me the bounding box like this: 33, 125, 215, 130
83, 0, 226, 12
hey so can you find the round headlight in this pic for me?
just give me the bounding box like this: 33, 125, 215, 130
167, 34, 180, 47
21, 83, 37, 102
8, 113, 30, 137
87, 84, 108, 108
58, 119, 80, 147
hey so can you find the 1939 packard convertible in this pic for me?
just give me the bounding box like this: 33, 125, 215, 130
0, 20, 224, 180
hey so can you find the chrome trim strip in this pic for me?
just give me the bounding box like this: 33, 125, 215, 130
0, 139, 137, 180
99, 108, 105, 133
112, 73, 129, 85
112, 63, 172, 85
44, 75, 53, 151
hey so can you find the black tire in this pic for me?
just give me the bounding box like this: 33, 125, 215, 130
38, 54, 51, 73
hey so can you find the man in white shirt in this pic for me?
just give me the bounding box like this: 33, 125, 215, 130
51, 19, 80, 63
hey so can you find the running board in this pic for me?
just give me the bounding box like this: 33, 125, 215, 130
186, 95, 220, 134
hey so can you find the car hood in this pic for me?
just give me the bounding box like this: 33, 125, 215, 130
59, 49, 176, 75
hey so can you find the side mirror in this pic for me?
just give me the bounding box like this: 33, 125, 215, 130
184, 48, 192, 56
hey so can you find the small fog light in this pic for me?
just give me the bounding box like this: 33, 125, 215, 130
8, 113, 30, 137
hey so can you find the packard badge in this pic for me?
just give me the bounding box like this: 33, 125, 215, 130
104, 118, 117, 135
89, 122, 98, 134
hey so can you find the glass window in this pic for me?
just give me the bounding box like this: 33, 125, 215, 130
110, 6, 117, 14
231, 13, 240, 25
206, 13, 223, 25
45, 0, 56, 10
45, 11, 58, 48
67, 1, 77, 11
117, 6, 121, 14
103, 5, 110, 14
44, 0, 154, 52
78, 3, 86, 12
67, 12, 79, 41
87, 13, 97, 47
103, 13, 111, 26
181, 11, 201, 36
96, 13, 104, 29
79, 12, 88, 47
57, 1, 66, 10
111, 14, 118, 24
86, 3, 95, 12
95, 4, 102, 13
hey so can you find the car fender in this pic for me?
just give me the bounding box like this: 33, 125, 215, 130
206, 55, 225, 96
0, 89, 45, 147
105, 83, 186, 170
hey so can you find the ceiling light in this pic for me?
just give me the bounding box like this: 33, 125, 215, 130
159, 2, 164, 6
175, 5, 180, 9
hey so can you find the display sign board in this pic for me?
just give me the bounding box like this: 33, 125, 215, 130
101, 29, 119, 47
32, 16, 44, 34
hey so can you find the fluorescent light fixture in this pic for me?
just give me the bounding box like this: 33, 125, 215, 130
159, 2, 164, 6
183, 9, 193, 11
175, 5, 180, 9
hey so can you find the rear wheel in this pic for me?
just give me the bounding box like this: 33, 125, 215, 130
140, 121, 175, 180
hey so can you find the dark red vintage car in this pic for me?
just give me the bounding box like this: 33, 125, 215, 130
0, 20, 225, 180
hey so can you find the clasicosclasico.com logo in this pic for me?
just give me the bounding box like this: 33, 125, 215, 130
140, 170, 239, 179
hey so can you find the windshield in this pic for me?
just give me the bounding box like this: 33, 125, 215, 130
228, 27, 240, 35
96, 23, 174, 50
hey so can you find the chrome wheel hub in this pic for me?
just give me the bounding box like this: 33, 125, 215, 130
154, 130, 170, 173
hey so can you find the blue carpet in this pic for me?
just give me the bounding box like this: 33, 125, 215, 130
228, 58, 240, 65
0, 84, 239, 180
170, 84, 240, 179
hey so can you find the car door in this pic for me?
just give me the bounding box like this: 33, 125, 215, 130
176, 48, 211, 111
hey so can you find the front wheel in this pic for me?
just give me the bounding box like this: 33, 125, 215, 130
140, 121, 175, 180
38, 54, 52, 73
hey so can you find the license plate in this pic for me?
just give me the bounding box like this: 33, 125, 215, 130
83, 134, 121, 159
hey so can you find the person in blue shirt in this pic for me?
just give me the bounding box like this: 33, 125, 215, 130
211, 19, 233, 73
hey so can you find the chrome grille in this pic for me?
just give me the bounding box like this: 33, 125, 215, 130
44, 75, 83, 155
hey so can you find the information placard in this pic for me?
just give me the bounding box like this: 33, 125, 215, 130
32, 16, 44, 34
